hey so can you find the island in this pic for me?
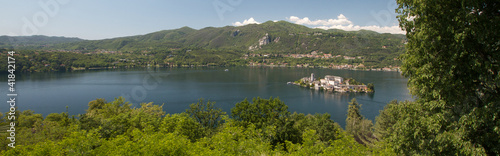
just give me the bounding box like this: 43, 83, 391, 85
289, 73, 374, 93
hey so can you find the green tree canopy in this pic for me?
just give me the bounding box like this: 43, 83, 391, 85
0, 112, 4, 124
346, 98, 362, 134
374, 100, 401, 140
18, 110, 43, 129
231, 97, 290, 128
345, 98, 375, 146
396, 0, 500, 154
186, 98, 226, 130
0, 96, 398, 155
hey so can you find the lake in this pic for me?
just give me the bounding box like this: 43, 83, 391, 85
0, 67, 412, 127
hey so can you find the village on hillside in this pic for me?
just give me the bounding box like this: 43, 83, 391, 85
289, 73, 374, 93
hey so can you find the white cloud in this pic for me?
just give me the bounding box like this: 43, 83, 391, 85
233, 17, 260, 26
287, 15, 405, 34
315, 25, 405, 34
288, 14, 352, 26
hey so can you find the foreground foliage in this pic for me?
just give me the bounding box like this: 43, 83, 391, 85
0, 97, 394, 155
346, 99, 376, 146
393, 0, 499, 155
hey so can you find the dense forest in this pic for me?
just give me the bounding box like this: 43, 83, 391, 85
1, 0, 499, 155
0, 97, 394, 155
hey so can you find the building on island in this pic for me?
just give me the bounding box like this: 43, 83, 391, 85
295, 73, 371, 93
324, 75, 343, 86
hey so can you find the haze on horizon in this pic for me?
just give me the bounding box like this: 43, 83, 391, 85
0, 0, 404, 40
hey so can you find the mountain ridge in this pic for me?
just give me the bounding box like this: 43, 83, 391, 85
1, 21, 405, 56
1, 21, 406, 70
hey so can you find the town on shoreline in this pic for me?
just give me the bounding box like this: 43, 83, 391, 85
289, 73, 374, 93
246, 53, 401, 72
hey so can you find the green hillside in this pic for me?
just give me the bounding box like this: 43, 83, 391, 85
45, 21, 405, 56
0, 35, 83, 48
0, 21, 406, 72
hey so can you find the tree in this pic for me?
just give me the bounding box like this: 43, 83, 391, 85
373, 100, 400, 140
291, 113, 342, 143
45, 112, 71, 127
88, 98, 107, 111
18, 110, 43, 129
396, 0, 500, 154
367, 83, 374, 92
0, 112, 4, 124
231, 97, 290, 128
231, 97, 295, 146
345, 98, 375, 145
186, 98, 226, 130
78, 97, 166, 139
160, 113, 205, 142
129, 102, 165, 131
346, 99, 362, 135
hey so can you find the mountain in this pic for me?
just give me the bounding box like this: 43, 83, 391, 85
26, 21, 405, 56
0, 21, 407, 71
0, 35, 83, 48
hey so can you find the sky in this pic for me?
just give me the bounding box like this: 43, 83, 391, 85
0, 0, 404, 40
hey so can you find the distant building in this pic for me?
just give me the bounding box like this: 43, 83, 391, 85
325, 75, 343, 84
296, 73, 370, 93
343, 56, 356, 60
320, 79, 327, 84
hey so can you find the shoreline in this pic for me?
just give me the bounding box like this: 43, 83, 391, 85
2, 64, 402, 73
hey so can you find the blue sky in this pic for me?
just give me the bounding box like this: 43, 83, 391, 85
1, 0, 403, 40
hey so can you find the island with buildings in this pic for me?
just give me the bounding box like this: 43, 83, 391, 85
289, 73, 374, 93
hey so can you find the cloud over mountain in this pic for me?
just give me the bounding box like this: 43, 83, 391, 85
287, 15, 404, 34
233, 17, 261, 26
288, 14, 352, 26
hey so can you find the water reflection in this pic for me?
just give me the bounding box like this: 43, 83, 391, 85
0, 67, 412, 128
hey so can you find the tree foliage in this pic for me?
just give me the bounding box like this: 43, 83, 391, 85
346, 98, 363, 134
186, 98, 226, 131
231, 97, 290, 129
0, 96, 396, 155
374, 100, 401, 140
367, 83, 375, 92
393, 0, 500, 154
345, 98, 375, 146
291, 113, 342, 143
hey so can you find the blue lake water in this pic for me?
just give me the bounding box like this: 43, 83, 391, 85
0, 67, 412, 127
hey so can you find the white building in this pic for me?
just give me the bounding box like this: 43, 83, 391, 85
320, 79, 327, 84
328, 80, 337, 86
325, 75, 344, 85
